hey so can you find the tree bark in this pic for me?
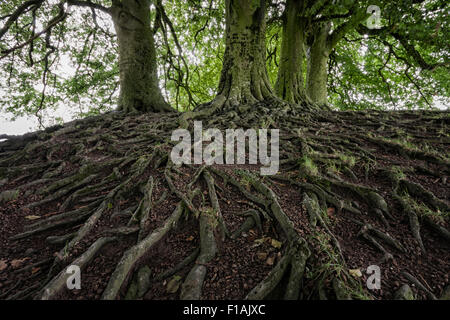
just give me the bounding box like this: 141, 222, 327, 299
306, 22, 331, 106
215, 0, 273, 108
111, 0, 171, 113
275, 0, 307, 104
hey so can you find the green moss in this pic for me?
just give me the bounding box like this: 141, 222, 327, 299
306, 231, 372, 300
390, 166, 406, 181
339, 154, 356, 167
298, 156, 319, 177
411, 199, 449, 223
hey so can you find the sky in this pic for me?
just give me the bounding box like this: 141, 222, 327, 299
0, 107, 76, 136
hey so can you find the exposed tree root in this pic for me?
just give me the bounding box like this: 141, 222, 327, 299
0, 105, 448, 301
39, 237, 116, 300
102, 203, 184, 300
180, 209, 218, 300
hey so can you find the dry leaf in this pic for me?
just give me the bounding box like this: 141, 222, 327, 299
256, 252, 267, 261
0, 260, 7, 271
25, 215, 41, 220
254, 237, 270, 245
166, 276, 182, 294
186, 236, 195, 242
10, 258, 30, 269
266, 256, 275, 266
271, 239, 282, 249
349, 269, 362, 278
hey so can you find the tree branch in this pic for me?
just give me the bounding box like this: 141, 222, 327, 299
357, 25, 449, 71
0, 0, 44, 40
66, 0, 111, 15
390, 31, 448, 71
0, 2, 67, 59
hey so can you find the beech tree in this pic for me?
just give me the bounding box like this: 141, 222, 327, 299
214, 0, 274, 108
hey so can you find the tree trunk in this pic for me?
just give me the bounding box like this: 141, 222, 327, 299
215, 0, 273, 108
275, 0, 307, 104
111, 0, 171, 113
306, 22, 331, 106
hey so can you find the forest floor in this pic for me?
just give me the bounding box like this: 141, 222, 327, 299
0, 104, 449, 300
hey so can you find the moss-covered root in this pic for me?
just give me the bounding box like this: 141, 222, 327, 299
244, 239, 310, 300
402, 271, 437, 300
333, 278, 352, 300
152, 248, 200, 283
394, 284, 415, 300
283, 239, 311, 300
245, 249, 292, 300
244, 177, 310, 300
180, 209, 218, 300
124, 266, 152, 300
395, 195, 426, 253
39, 237, 116, 300
203, 170, 229, 240
102, 203, 184, 300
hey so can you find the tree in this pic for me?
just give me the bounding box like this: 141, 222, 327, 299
110, 0, 171, 112
214, 0, 274, 109
268, 0, 448, 107
274, 0, 308, 104
0, 0, 171, 117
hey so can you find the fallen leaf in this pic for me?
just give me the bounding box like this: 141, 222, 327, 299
271, 239, 282, 249
252, 238, 265, 248
349, 269, 362, 278
186, 236, 195, 242
25, 215, 41, 220
10, 258, 30, 269
254, 237, 270, 245
0, 260, 7, 271
256, 252, 268, 261
266, 256, 275, 266
166, 275, 182, 294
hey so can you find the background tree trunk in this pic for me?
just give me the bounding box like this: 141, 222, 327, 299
306, 22, 331, 106
111, 0, 171, 113
216, 0, 273, 107
275, 0, 307, 104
